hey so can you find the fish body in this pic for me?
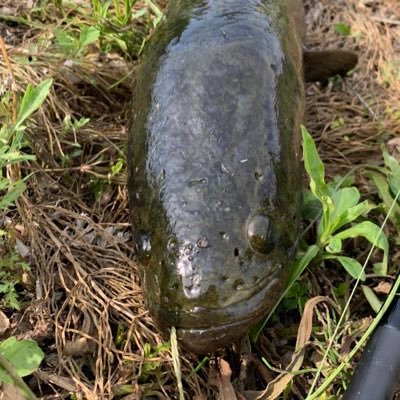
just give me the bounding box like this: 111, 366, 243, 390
129, 0, 321, 353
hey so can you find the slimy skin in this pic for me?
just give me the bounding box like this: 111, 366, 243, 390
128, 0, 304, 354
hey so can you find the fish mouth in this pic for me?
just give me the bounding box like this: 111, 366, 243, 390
176, 313, 259, 354
152, 276, 285, 354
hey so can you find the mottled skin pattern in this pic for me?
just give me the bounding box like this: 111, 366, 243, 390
128, 0, 304, 353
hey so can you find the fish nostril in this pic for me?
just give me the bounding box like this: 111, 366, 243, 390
254, 171, 263, 181
234, 248, 239, 257
233, 279, 245, 290
171, 282, 180, 291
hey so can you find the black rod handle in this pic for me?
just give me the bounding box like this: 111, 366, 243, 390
342, 294, 400, 400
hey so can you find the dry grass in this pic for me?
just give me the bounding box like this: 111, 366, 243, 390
0, 0, 399, 398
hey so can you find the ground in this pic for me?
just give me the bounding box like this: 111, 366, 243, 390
0, 0, 399, 399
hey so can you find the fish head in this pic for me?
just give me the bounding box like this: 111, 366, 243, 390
135, 178, 301, 353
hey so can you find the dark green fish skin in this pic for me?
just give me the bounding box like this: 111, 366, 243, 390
128, 0, 304, 354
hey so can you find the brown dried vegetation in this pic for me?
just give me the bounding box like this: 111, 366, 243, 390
0, 0, 399, 398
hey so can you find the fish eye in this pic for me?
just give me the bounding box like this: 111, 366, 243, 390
247, 214, 276, 254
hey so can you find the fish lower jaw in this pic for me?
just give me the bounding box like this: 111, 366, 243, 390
152, 277, 285, 354
176, 314, 258, 354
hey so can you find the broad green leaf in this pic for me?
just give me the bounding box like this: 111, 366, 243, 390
334, 221, 389, 275
326, 237, 342, 254
330, 187, 360, 222
332, 200, 377, 232
79, 26, 100, 49
13, 79, 53, 133
361, 285, 382, 313
0, 337, 44, 384
328, 187, 373, 233
325, 255, 366, 280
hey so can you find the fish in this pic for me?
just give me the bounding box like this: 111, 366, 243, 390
128, 0, 357, 354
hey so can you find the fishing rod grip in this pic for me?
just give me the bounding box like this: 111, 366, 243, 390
342, 294, 400, 400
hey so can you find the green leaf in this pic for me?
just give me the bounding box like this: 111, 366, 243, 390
335, 23, 351, 36
361, 285, 382, 313
328, 187, 375, 233
302, 126, 328, 197
0, 178, 10, 191
368, 171, 400, 226
373, 262, 386, 276
334, 200, 376, 230
326, 237, 342, 253
13, 79, 53, 133
0, 152, 35, 164
326, 255, 366, 281
79, 26, 100, 49
301, 126, 334, 237
55, 31, 77, 53
0, 337, 44, 384
0, 180, 26, 210
288, 244, 320, 287
331, 174, 355, 189
154, 341, 170, 353
301, 190, 322, 220
382, 145, 400, 194
330, 187, 360, 222
73, 117, 90, 130
110, 159, 124, 177
4, 290, 20, 310
334, 221, 389, 275
335, 282, 349, 297
0, 283, 13, 294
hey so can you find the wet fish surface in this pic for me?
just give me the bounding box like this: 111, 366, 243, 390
128, 0, 343, 353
